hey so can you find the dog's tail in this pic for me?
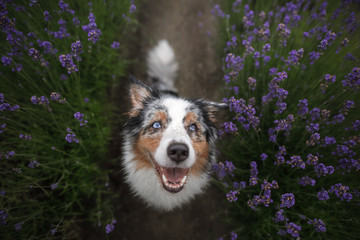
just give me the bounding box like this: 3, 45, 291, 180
147, 40, 178, 92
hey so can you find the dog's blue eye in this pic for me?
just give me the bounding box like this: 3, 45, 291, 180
152, 121, 161, 129
189, 124, 197, 131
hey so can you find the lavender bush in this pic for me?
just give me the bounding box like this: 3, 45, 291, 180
213, 1, 360, 239
0, 0, 136, 238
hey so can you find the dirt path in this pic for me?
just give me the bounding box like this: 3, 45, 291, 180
130, 0, 224, 100
99, 0, 228, 239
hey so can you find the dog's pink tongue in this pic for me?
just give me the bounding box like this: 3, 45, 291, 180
163, 167, 188, 183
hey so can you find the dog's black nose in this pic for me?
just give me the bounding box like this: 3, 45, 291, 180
167, 143, 189, 163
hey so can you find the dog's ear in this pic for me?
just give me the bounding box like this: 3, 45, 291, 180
204, 101, 227, 123
129, 76, 152, 116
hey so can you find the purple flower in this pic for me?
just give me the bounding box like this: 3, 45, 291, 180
50, 183, 58, 190
253, 51, 260, 58
29, 0, 38, 6
230, 231, 238, 240
263, 55, 271, 64
58, 0, 75, 15
329, 183, 352, 202
247, 194, 273, 209
318, 39, 329, 50
226, 191, 239, 203
227, 97, 260, 131
14, 222, 23, 231
298, 176, 316, 186
324, 74, 336, 83
43, 11, 51, 21
65, 128, 79, 143
129, 4, 136, 14
317, 189, 329, 200
37, 40, 58, 55
308, 218, 326, 232
106, 219, 117, 234
306, 132, 321, 146
314, 163, 334, 177
274, 209, 285, 222
28, 160, 40, 168
50, 18, 70, 39
225, 53, 244, 72
297, 99, 308, 117
6, 150, 15, 159
260, 153, 268, 161
344, 53, 356, 61
58, 0, 68, 11
111, 41, 120, 49
269, 68, 278, 76
221, 121, 238, 133
306, 123, 320, 133
309, 51, 321, 65
262, 43, 271, 53
212, 4, 228, 18
280, 193, 295, 208
28, 48, 42, 61
73, 17, 80, 26
59, 54, 78, 74
233, 181, 246, 190
285, 222, 301, 238
0, 210, 8, 225
0, 123, 6, 134
82, 12, 102, 44
11, 63, 23, 72
50, 228, 57, 235
19, 133, 32, 141
261, 180, 278, 199
342, 67, 360, 90
276, 23, 291, 46
274, 145, 286, 165
249, 161, 258, 186
309, 108, 321, 122
284, 48, 304, 67
323, 136, 336, 146
71, 40, 83, 60
1, 56, 12, 66
66, 133, 79, 143
50, 92, 61, 102
30, 96, 39, 104
213, 161, 235, 179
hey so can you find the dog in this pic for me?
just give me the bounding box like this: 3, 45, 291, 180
122, 40, 225, 211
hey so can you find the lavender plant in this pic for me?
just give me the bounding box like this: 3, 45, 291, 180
213, 1, 360, 239
0, 0, 136, 238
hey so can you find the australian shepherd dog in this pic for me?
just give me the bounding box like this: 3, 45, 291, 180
122, 40, 225, 211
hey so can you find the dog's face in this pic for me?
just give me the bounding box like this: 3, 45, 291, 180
123, 79, 224, 210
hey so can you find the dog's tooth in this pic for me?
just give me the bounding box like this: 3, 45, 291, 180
162, 174, 167, 183
180, 175, 187, 185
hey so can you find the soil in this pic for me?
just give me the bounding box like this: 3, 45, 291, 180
86, 0, 228, 239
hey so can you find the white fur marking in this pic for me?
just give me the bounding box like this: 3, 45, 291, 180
147, 40, 178, 92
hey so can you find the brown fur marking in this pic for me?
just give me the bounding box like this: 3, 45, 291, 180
133, 110, 168, 171
191, 139, 210, 176
184, 112, 210, 176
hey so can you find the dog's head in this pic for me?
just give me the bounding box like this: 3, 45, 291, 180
122, 78, 225, 210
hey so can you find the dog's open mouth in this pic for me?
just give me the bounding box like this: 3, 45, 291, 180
150, 156, 189, 193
